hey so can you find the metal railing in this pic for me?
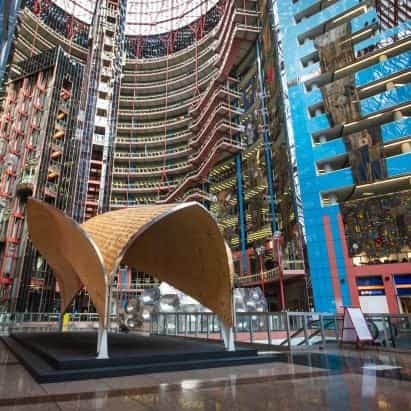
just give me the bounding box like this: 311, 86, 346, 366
149, 311, 411, 350
1, 311, 410, 350
0, 312, 119, 335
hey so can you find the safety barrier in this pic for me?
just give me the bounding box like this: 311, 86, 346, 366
149, 311, 411, 350
0, 311, 410, 350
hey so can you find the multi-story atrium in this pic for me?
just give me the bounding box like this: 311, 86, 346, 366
0, 1, 410, 409
0, 1, 410, 315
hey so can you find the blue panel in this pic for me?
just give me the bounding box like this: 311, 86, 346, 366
398, 288, 411, 296
307, 113, 331, 135
292, 0, 317, 15
350, 9, 378, 34
277, 0, 361, 83
386, 152, 411, 177
294, 0, 358, 36
287, 83, 351, 313
299, 62, 321, 80
297, 40, 316, 59
381, 117, 411, 144
305, 87, 323, 108
357, 276, 383, 286
360, 84, 411, 116
394, 274, 411, 285
354, 22, 411, 54
275, 1, 358, 313
313, 138, 346, 160
355, 51, 411, 87
317, 168, 353, 191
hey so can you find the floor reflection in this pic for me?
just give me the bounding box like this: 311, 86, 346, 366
0, 342, 410, 410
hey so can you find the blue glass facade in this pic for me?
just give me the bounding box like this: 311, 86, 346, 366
273, 0, 411, 312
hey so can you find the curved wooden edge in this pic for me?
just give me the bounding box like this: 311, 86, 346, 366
119, 202, 234, 327
26, 199, 107, 324
26, 199, 234, 327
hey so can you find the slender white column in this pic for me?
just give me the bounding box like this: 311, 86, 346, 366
97, 281, 111, 359
221, 322, 235, 351
97, 327, 109, 359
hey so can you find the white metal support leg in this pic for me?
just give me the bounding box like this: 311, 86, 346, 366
97, 322, 102, 355
58, 313, 63, 332
97, 327, 109, 359
221, 322, 235, 351
97, 281, 111, 359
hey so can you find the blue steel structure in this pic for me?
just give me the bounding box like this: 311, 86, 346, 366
272, 0, 411, 312
235, 153, 248, 273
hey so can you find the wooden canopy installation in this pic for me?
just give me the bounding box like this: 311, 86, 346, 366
26, 199, 235, 357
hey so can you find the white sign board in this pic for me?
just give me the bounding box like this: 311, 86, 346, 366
342, 307, 373, 342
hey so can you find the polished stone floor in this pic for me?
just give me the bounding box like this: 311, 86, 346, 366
0, 340, 410, 410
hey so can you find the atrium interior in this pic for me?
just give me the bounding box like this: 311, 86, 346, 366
0, 0, 409, 409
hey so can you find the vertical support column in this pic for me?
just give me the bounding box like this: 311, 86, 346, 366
235, 154, 248, 274
97, 282, 111, 359
256, 39, 277, 237
221, 321, 235, 351
383, 275, 399, 314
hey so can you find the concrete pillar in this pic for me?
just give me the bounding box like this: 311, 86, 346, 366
394, 110, 403, 121
383, 276, 399, 314
400, 141, 411, 153
386, 81, 395, 91
329, 193, 338, 205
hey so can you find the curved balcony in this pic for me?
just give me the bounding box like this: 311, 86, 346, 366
121, 56, 218, 95
120, 71, 216, 107
111, 179, 182, 193
116, 116, 190, 133
19, 9, 88, 63
112, 161, 192, 177
118, 99, 193, 121
157, 137, 245, 203
191, 122, 242, 165
179, 188, 217, 202
122, 46, 216, 82
190, 115, 243, 148
110, 196, 166, 207
115, 131, 192, 147
25, 0, 89, 47
190, 85, 241, 116
114, 146, 192, 162
191, 101, 243, 133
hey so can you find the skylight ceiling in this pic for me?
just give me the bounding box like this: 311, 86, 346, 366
53, 0, 219, 36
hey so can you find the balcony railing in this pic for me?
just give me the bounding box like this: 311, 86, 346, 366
156, 137, 245, 202
113, 161, 192, 176
235, 268, 280, 286
114, 147, 191, 161
111, 180, 181, 192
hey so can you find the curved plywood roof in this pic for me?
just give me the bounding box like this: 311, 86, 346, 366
26, 199, 233, 326
26, 200, 107, 319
